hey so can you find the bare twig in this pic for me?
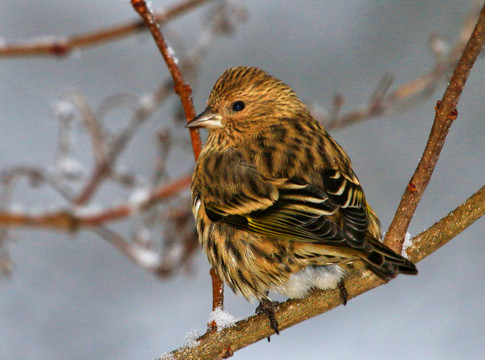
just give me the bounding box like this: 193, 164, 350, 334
384, 2, 485, 252
0, 165, 75, 201
208, 267, 225, 329
61, 93, 111, 206
406, 184, 485, 262
156, 201, 199, 276
320, 4, 479, 131
0, 230, 13, 276
93, 226, 162, 272
73, 164, 111, 205
70, 93, 108, 167
131, 0, 203, 159
0, 174, 192, 230
0, 0, 213, 58
131, 0, 222, 315
72, 84, 174, 205
0, 1, 244, 278
152, 129, 173, 185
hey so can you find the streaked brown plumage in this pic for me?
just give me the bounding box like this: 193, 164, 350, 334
187, 66, 417, 332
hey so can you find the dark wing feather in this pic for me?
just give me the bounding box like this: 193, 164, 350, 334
322, 168, 371, 250
206, 180, 347, 245
200, 149, 370, 248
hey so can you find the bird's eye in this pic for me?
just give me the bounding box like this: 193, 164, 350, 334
231, 101, 245, 112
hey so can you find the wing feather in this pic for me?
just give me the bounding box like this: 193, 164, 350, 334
206, 179, 347, 245
200, 150, 371, 249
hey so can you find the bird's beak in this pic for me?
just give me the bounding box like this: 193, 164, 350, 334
185, 107, 223, 129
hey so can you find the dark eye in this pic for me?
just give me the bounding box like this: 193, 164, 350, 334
232, 101, 245, 112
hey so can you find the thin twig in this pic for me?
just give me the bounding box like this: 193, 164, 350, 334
0, 166, 75, 202
322, 4, 479, 131
67, 93, 112, 206
69, 93, 107, 167
384, 2, 485, 252
0, 2, 244, 277
131, 0, 203, 159
131, 0, 222, 315
208, 267, 225, 329
0, 0, 212, 58
0, 174, 192, 230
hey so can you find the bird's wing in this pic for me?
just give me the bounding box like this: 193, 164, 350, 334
213, 179, 351, 244
200, 145, 371, 248
320, 168, 371, 250
203, 162, 348, 246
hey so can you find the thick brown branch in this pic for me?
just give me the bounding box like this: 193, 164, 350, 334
0, 0, 212, 58
166, 183, 485, 359
407, 184, 485, 263
384, 2, 485, 252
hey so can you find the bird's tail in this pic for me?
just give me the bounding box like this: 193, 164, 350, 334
362, 235, 418, 281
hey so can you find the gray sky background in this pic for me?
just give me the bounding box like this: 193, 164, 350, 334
1, 1, 484, 359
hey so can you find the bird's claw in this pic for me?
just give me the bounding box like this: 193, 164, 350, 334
256, 298, 280, 339
338, 279, 348, 305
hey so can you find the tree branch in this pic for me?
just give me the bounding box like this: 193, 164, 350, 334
131, 0, 202, 159
0, 2, 244, 276
131, 0, 223, 312
165, 182, 485, 359
0, 174, 192, 230
163, 4, 485, 357
319, 3, 479, 131
0, 0, 213, 58
384, 2, 485, 252
406, 184, 485, 263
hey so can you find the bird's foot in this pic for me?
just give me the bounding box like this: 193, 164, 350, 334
337, 279, 348, 305
256, 298, 280, 339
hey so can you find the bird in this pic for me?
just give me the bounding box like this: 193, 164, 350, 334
186, 66, 417, 334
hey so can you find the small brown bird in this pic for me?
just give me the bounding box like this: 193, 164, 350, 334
187, 66, 417, 334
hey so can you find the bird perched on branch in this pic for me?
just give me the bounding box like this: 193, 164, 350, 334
187, 66, 417, 334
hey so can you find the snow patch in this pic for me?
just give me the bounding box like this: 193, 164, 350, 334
131, 245, 160, 269
139, 93, 156, 113
52, 100, 75, 120
160, 352, 175, 360
208, 307, 240, 331
72, 203, 102, 217
401, 232, 413, 258
56, 157, 84, 178
166, 45, 179, 64
183, 329, 200, 348
129, 188, 150, 211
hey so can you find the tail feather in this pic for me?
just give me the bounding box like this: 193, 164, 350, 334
363, 236, 418, 281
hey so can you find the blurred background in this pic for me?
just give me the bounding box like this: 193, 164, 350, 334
1, 0, 484, 359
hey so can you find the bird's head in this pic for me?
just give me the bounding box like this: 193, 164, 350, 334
186, 66, 309, 131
